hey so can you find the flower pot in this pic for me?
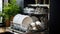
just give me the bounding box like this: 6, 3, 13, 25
5, 19, 10, 27
10, 16, 14, 21
5, 16, 14, 27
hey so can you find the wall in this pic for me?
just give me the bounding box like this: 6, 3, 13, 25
16, 0, 24, 9
4, 0, 8, 6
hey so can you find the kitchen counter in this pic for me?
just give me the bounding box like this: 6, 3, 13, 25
0, 27, 6, 33
0, 27, 46, 34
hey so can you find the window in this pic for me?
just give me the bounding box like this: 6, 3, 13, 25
0, 0, 2, 23
0, 0, 2, 11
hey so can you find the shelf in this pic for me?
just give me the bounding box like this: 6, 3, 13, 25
23, 13, 48, 17
23, 13, 48, 15
28, 4, 49, 8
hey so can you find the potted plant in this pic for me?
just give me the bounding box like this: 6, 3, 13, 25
3, 0, 21, 27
